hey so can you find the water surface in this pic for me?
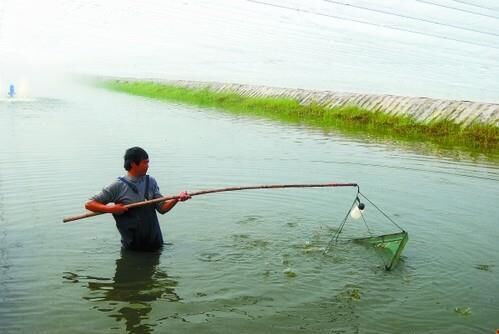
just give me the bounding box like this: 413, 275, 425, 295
0, 84, 498, 333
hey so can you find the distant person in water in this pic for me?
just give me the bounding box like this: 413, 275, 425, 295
85, 147, 191, 251
8, 84, 15, 98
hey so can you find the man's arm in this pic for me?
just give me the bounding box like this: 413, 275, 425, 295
158, 191, 191, 214
85, 200, 128, 214
86, 181, 127, 214
158, 199, 179, 214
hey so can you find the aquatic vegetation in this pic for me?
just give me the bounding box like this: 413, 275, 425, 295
236, 215, 262, 225
454, 307, 472, 316
349, 289, 361, 301
336, 287, 362, 301
474, 264, 493, 271
102, 80, 499, 156
283, 267, 297, 277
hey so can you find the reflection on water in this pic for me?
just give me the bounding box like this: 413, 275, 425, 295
64, 250, 180, 334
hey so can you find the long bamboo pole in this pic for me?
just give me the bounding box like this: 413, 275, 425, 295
62, 182, 358, 223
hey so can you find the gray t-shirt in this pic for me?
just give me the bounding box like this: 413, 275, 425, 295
92, 175, 166, 250
92, 175, 164, 208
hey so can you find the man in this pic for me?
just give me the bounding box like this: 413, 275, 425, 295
85, 147, 190, 251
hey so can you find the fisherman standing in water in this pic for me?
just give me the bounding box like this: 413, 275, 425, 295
85, 147, 191, 251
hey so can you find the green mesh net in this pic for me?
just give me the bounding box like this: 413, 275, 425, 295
354, 231, 409, 270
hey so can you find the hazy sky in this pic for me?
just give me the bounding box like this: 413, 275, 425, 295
1, 0, 498, 101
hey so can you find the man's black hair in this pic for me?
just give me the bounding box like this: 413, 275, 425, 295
124, 147, 149, 171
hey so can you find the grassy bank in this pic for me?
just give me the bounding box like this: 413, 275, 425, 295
102, 80, 499, 155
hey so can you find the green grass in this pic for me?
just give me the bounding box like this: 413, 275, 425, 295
101, 80, 499, 156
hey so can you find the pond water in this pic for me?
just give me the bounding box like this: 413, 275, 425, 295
0, 83, 498, 333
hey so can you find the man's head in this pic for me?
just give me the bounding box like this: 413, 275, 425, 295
124, 147, 149, 176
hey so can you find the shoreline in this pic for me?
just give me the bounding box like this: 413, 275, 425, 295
99, 79, 499, 157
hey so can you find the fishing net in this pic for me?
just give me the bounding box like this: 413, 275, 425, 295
353, 231, 408, 270
325, 187, 409, 271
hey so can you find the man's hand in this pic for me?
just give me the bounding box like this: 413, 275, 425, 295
159, 192, 191, 213
177, 191, 191, 202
